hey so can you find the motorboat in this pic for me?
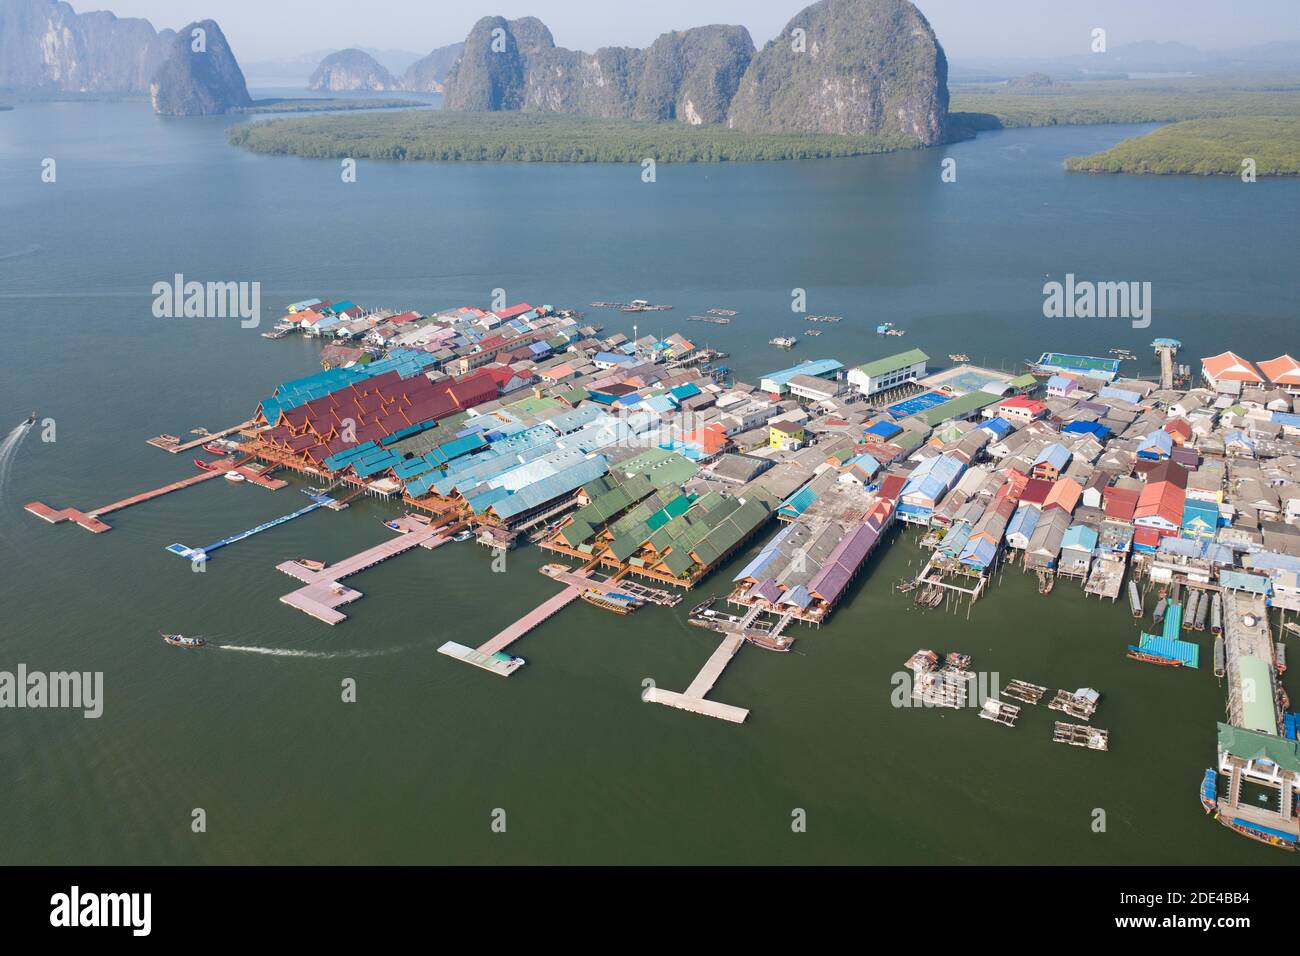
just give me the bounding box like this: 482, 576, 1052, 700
161, 632, 205, 649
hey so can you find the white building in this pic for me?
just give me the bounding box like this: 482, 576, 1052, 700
847, 349, 929, 398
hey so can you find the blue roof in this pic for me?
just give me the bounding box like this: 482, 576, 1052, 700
760, 359, 844, 388
594, 351, 636, 366
1099, 385, 1142, 404
958, 536, 998, 569
1220, 570, 1271, 594
778, 484, 819, 518
1139, 429, 1174, 457
979, 417, 1013, 439
1062, 420, 1111, 440
1046, 375, 1074, 391
844, 452, 881, 477
1032, 443, 1072, 471
1062, 524, 1098, 551
865, 420, 903, 439
1007, 504, 1040, 539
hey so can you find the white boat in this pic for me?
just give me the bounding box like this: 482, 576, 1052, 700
452, 530, 474, 542
224, 471, 246, 482
768, 336, 797, 349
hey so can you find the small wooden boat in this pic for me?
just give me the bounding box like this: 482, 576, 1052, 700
296, 558, 327, 571
161, 631, 205, 649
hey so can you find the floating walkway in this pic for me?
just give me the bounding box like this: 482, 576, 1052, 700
166, 494, 335, 561
643, 633, 750, 724
276, 515, 450, 624
25, 456, 280, 534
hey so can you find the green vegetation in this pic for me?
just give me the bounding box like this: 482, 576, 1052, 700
951, 75, 1300, 131
227, 110, 922, 163
1065, 116, 1300, 176
234, 98, 429, 115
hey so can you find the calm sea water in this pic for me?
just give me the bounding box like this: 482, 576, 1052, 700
0, 100, 1296, 863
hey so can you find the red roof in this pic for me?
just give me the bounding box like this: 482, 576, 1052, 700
1135, 476, 1185, 527
1201, 351, 1263, 383
1020, 477, 1053, 506
1103, 486, 1139, 521
494, 302, 534, 320
1258, 355, 1300, 386
999, 396, 1047, 414
878, 473, 907, 502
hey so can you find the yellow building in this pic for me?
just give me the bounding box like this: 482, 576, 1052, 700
769, 420, 806, 450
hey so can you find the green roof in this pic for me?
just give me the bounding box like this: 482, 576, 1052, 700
892, 430, 927, 452
855, 349, 929, 378
1237, 657, 1279, 734
1217, 722, 1300, 772
1007, 373, 1038, 390
922, 392, 999, 427
617, 448, 698, 489
506, 395, 562, 416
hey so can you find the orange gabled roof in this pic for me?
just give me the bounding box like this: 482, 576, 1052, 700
1258, 355, 1300, 386
1201, 351, 1263, 383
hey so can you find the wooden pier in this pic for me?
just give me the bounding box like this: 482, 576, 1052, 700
146, 421, 255, 454
643, 633, 749, 724
475, 577, 588, 657
277, 516, 450, 624
24, 456, 282, 534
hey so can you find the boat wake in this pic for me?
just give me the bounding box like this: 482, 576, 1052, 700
214, 644, 405, 659
0, 421, 34, 503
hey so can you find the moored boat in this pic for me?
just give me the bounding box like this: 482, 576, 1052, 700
223, 471, 246, 482
1126, 645, 1184, 667
1200, 769, 1218, 814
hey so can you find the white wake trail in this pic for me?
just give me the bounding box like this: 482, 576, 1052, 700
214, 644, 404, 659
0, 422, 33, 503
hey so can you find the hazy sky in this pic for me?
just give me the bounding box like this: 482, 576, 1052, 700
92, 0, 1300, 63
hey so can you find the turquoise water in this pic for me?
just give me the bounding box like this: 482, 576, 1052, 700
0, 101, 1296, 863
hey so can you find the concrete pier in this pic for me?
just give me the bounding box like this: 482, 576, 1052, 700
644, 634, 749, 724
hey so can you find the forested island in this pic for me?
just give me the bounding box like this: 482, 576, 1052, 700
226, 111, 924, 163
234, 98, 428, 115
951, 76, 1300, 130
1064, 116, 1300, 176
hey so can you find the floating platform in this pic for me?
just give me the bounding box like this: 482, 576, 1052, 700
978, 698, 1020, 727
1002, 679, 1047, 705
437, 641, 524, 677
1053, 721, 1110, 751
